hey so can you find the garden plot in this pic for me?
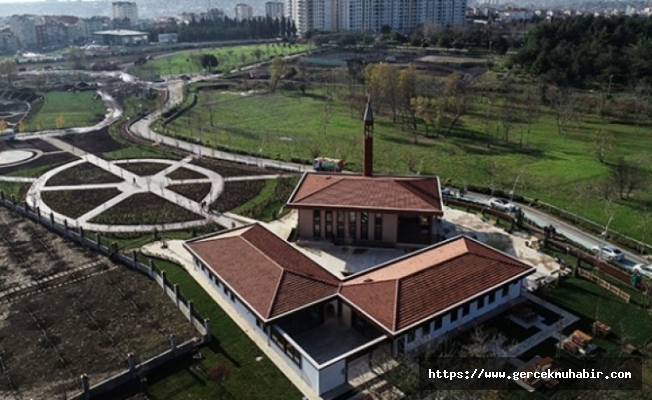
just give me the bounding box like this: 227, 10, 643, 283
41, 189, 122, 219
60, 127, 126, 155
89, 192, 201, 225
44, 162, 122, 186
0, 207, 198, 400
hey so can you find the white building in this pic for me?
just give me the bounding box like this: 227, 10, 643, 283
288, 0, 467, 35
112, 2, 139, 27
9, 15, 38, 49
286, 0, 308, 34
266, 1, 285, 18
185, 225, 535, 397
235, 3, 254, 21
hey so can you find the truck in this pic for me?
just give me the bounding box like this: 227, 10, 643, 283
313, 157, 344, 172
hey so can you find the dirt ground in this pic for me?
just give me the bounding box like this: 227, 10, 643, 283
60, 127, 126, 154
0, 207, 199, 400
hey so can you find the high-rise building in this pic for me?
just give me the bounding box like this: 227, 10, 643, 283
235, 4, 254, 21
112, 2, 139, 27
265, 2, 285, 18
288, 0, 466, 35
9, 15, 38, 49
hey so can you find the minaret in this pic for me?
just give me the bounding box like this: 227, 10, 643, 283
363, 99, 373, 177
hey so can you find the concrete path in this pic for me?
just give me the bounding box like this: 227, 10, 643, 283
223, 174, 292, 182
128, 81, 311, 174
16, 90, 123, 140
24, 139, 244, 233
0, 176, 37, 183
504, 291, 580, 357
140, 239, 320, 400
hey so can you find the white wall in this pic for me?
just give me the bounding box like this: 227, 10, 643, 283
319, 359, 347, 394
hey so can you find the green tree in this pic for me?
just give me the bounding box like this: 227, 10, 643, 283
0, 59, 18, 86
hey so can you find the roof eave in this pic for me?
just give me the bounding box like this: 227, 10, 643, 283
285, 203, 443, 215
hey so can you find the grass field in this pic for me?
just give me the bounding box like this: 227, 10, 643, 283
143, 257, 302, 400
131, 43, 314, 77
25, 91, 105, 131
161, 83, 652, 242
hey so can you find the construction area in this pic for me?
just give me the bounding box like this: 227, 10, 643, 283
0, 206, 198, 400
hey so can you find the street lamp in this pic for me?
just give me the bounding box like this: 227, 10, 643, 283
598, 213, 615, 261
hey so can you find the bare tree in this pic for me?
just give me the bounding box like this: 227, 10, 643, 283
594, 130, 614, 164
269, 56, 287, 92
611, 157, 646, 199
551, 86, 575, 135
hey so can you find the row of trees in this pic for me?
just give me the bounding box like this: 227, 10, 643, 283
510, 15, 652, 87
149, 16, 297, 43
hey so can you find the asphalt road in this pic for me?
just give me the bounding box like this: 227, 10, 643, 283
457, 191, 646, 270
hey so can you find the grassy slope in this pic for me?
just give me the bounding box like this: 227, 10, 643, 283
26, 91, 105, 130
163, 86, 652, 240
133, 43, 313, 77
144, 258, 301, 399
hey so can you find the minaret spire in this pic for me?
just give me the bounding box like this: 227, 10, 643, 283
363, 98, 373, 177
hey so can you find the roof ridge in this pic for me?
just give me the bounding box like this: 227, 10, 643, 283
398, 178, 440, 208
267, 270, 287, 318
293, 176, 343, 203
241, 225, 342, 284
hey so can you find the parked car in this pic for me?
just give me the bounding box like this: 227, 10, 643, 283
488, 197, 517, 212
441, 187, 452, 197
591, 245, 625, 261
633, 264, 652, 279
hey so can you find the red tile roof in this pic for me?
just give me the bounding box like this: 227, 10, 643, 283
185, 225, 534, 336
185, 224, 341, 321
287, 173, 443, 215
340, 237, 535, 334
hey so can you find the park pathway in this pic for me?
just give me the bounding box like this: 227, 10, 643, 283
25, 138, 246, 233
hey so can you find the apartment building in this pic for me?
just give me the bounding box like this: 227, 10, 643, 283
265, 1, 285, 18
112, 2, 139, 27
289, 0, 466, 35
235, 4, 254, 21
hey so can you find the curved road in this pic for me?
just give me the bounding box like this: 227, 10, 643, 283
458, 192, 648, 269
9, 54, 651, 268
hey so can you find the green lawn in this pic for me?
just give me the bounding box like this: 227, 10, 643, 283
161, 85, 652, 242
143, 258, 301, 399
26, 91, 106, 130
540, 275, 652, 352
130, 43, 314, 78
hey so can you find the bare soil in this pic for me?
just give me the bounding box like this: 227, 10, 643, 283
45, 162, 123, 186
167, 183, 211, 203
166, 167, 206, 180
60, 127, 126, 155
1, 139, 61, 153
41, 188, 122, 219
0, 207, 198, 400
218, 180, 266, 211
0, 152, 76, 175
116, 162, 170, 176
190, 157, 276, 177
89, 193, 200, 225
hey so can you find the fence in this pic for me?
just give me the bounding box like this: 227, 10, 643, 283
0, 195, 211, 399
577, 268, 631, 303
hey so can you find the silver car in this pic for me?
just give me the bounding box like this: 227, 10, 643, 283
591, 245, 625, 261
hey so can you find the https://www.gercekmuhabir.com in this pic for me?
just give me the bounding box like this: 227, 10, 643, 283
427, 368, 632, 381
418, 357, 642, 391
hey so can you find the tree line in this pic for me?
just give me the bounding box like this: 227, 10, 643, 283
148, 15, 297, 43
509, 15, 652, 88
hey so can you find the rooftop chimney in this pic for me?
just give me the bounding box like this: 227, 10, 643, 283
363, 100, 373, 177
